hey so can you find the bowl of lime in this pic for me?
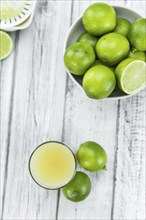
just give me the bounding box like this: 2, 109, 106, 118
63, 3, 146, 100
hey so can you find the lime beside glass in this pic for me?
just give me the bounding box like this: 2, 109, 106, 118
62, 171, 91, 202
76, 141, 107, 171
29, 142, 91, 202
62, 141, 108, 202
29, 140, 108, 202
28, 142, 93, 203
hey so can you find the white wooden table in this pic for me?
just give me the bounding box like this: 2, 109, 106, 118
1, 1, 145, 219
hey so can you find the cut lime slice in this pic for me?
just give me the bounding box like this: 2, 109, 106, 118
0, 31, 13, 60
116, 58, 146, 95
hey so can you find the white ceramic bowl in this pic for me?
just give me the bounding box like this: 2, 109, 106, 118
64, 6, 143, 100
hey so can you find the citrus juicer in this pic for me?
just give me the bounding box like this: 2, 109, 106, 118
0, 0, 37, 31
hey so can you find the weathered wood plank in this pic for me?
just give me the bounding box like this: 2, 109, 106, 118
0, 32, 17, 218
1, 1, 72, 219
113, 90, 146, 220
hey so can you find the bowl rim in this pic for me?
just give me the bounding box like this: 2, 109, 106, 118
63, 5, 144, 100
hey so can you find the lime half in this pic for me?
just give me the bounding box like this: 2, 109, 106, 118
0, 31, 13, 60
115, 58, 146, 94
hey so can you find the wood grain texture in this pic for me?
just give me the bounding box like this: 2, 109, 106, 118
1, 1, 72, 219
0, 32, 17, 218
113, 91, 146, 220
1, 0, 146, 220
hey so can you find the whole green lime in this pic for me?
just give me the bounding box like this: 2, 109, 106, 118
82, 3, 116, 36
128, 18, 146, 51
62, 171, 91, 202
83, 65, 116, 99
64, 42, 95, 76
114, 18, 131, 37
128, 48, 146, 62
76, 141, 107, 171
96, 33, 130, 66
77, 32, 98, 50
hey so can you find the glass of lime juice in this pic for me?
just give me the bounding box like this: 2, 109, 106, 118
29, 141, 77, 189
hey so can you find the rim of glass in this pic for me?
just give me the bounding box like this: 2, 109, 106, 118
28, 141, 77, 190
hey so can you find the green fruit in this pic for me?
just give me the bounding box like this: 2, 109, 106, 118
83, 65, 116, 99
82, 3, 116, 36
128, 18, 146, 51
96, 33, 130, 66
128, 48, 146, 62
92, 60, 104, 66
115, 58, 146, 94
64, 42, 95, 76
114, 18, 131, 37
92, 60, 115, 72
62, 171, 91, 202
0, 31, 13, 60
77, 32, 98, 50
76, 141, 107, 171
